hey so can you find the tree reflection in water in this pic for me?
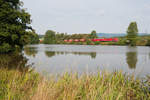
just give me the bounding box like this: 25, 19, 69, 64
126, 47, 138, 69
44, 51, 97, 59
24, 46, 38, 57
45, 51, 56, 57
0, 53, 31, 71
90, 52, 96, 59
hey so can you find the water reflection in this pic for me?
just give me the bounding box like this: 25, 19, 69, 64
23, 45, 150, 77
45, 51, 56, 57
24, 46, 38, 57
45, 51, 97, 59
90, 52, 96, 59
126, 47, 138, 69
0, 53, 31, 71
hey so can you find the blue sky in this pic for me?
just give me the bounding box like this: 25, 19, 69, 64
22, 0, 150, 34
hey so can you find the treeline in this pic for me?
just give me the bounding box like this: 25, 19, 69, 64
42, 22, 140, 46
43, 30, 98, 44
42, 22, 150, 46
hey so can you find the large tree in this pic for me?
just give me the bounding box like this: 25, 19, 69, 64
0, 0, 33, 53
126, 22, 138, 46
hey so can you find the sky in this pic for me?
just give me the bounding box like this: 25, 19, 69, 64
22, 0, 150, 35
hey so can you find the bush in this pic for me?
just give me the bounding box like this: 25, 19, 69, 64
86, 40, 92, 45
0, 43, 12, 53
146, 39, 150, 46
94, 41, 100, 45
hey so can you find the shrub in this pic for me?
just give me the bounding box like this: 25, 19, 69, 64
146, 39, 150, 46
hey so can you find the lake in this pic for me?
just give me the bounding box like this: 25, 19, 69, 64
22, 44, 150, 77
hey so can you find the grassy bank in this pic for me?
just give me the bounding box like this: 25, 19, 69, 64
0, 69, 150, 100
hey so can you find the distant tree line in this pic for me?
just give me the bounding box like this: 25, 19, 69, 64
43, 30, 98, 44
42, 25, 145, 46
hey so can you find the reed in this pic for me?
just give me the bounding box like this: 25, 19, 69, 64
0, 68, 39, 100
0, 69, 150, 100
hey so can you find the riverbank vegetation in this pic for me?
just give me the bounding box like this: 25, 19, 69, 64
41, 22, 150, 46
43, 30, 98, 44
42, 32, 150, 46
0, 68, 150, 100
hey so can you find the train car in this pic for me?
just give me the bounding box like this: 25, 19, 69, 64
92, 38, 119, 42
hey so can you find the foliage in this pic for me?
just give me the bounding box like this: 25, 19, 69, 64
27, 31, 39, 44
0, 69, 39, 100
86, 40, 92, 45
90, 30, 98, 39
0, 0, 33, 53
126, 22, 138, 46
1, 69, 150, 100
44, 30, 56, 44
100, 36, 150, 46
94, 41, 100, 45
0, 53, 32, 72
146, 39, 150, 46
43, 30, 92, 44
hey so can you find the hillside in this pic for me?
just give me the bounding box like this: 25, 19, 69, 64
97, 33, 150, 38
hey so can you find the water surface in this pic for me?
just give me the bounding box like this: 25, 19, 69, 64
23, 44, 150, 77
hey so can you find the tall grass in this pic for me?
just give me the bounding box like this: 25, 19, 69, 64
0, 69, 150, 100
0, 69, 39, 100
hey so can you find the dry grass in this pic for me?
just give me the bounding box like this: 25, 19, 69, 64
0, 69, 150, 100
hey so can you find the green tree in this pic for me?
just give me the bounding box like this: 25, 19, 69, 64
90, 30, 98, 39
44, 30, 56, 44
126, 22, 138, 46
28, 31, 39, 44
0, 0, 33, 53
146, 39, 150, 46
